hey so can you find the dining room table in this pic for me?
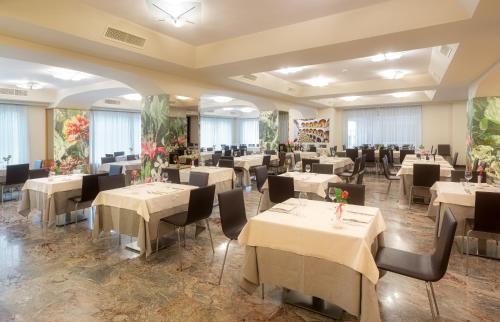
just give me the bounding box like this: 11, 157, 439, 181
239, 198, 386, 322
18, 174, 85, 226
294, 155, 354, 173
92, 181, 196, 257
179, 166, 235, 201
233, 154, 278, 186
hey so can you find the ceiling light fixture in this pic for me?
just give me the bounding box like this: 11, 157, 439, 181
277, 67, 304, 75
122, 93, 143, 101
222, 107, 234, 111
176, 95, 191, 101
370, 51, 404, 62
340, 96, 361, 102
391, 92, 412, 98
50, 67, 93, 81
147, 0, 201, 28
16, 81, 44, 90
379, 69, 409, 80
211, 96, 233, 103
240, 107, 255, 113
303, 76, 332, 87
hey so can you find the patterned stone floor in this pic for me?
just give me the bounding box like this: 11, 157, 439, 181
0, 175, 498, 321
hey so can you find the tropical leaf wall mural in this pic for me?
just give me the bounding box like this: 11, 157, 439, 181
259, 110, 279, 150
467, 96, 500, 181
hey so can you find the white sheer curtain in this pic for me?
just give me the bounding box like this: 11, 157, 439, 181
239, 118, 259, 145
90, 110, 141, 165
200, 117, 233, 148
343, 105, 422, 147
0, 104, 29, 164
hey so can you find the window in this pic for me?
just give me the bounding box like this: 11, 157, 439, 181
90, 110, 141, 164
239, 118, 259, 145
0, 104, 29, 164
343, 106, 422, 147
200, 117, 233, 148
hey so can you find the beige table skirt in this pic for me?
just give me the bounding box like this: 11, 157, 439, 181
18, 189, 81, 226
398, 174, 448, 207
240, 236, 383, 322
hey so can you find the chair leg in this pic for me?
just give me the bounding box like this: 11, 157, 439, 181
218, 239, 232, 285
256, 193, 263, 215
156, 222, 161, 253
1, 186, 4, 207
261, 283, 265, 299
177, 227, 183, 271
387, 180, 392, 194
408, 186, 413, 210
205, 218, 215, 254
429, 282, 440, 316
466, 230, 472, 276
425, 282, 437, 321
183, 227, 186, 248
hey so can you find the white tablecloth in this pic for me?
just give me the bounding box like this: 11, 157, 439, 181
97, 160, 142, 174
239, 198, 386, 285
397, 155, 453, 177
179, 166, 235, 185
234, 154, 278, 186
21, 174, 84, 196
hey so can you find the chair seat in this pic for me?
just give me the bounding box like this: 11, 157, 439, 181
225, 224, 246, 240
376, 247, 437, 282
339, 171, 354, 177
68, 196, 82, 203
161, 211, 188, 227
388, 175, 400, 180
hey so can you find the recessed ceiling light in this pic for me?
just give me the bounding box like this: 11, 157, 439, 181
211, 96, 233, 103
122, 93, 143, 101
303, 76, 332, 87
176, 95, 191, 101
391, 92, 412, 98
277, 67, 304, 75
16, 81, 44, 90
49, 67, 93, 81
370, 54, 386, 62
370, 52, 404, 62
340, 96, 361, 102
379, 69, 409, 80
222, 107, 234, 111
173, 19, 185, 28
240, 107, 255, 113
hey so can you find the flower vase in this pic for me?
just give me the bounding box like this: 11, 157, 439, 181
334, 204, 344, 228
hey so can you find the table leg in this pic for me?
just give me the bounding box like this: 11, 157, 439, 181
282, 289, 344, 319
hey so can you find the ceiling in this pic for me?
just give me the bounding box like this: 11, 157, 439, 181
79, 0, 390, 45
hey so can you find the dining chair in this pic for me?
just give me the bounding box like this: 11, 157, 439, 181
340, 157, 361, 183
188, 172, 209, 187
224, 150, 232, 157
312, 163, 333, 174
437, 144, 451, 158
67, 173, 108, 225
221, 156, 234, 161
268, 175, 294, 204
465, 191, 500, 275
211, 153, 222, 166
382, 156, 400, 193
109, 165, 123, 176
113, 151, 125, 157
399, 149, 415, 164
326, 182, 365, 206
29, 168, 49, 179
450, 169, 486, 183
346, 148, 358, 162
33, 159, 43, 169
264, 150, 276, 155
451, 152, 458, 168
308, 145, 317, 152
218, 159, 234, 168
207, 147, 213, 152
302, 158, 319, 172
269, 153, 287, 175
101, 156, 115, 164
1, 163, 30, 205
156, 184, 216, 270
356, 155, 366, 184
409, 164, 440, 209
126, 154, 136, 161
330, 146, 337, 157
262, 155, 271, 168
105, 154, 114, 158
376, 209, 457, 321
362, 149, 376, 173
98, 174, 125, 191
254, 165, 268, 214
163, 168, 181, 184
217, 188, 248, 285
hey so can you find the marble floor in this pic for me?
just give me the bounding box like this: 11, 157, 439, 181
0, 176, 498, 322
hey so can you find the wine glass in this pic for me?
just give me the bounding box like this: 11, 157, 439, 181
464, 169, 473, 186
298, 191, 308, 215
305, 164, 311, 173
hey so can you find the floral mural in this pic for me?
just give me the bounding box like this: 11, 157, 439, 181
259, 110, 279, 150
53, 109, 90, 174
141, 94, 188, 182
467, 96, 500, 181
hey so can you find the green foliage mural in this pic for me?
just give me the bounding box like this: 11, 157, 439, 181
259, 110, 279, 150
53, 109, 90, 174
467, 96, 500, 180
141, 94, 188, 182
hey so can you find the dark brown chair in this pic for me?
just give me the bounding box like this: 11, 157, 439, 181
312, 163, 333, 174
399, 149, 415, 164
302, 158, 320, 173
409, 164, 440, 209
269, 154, 287, 175
189, 171, 209, 187
1, 163, 30, 205
356, 155, 366, 184
437, 144, 451, 157
326, 182, 365, 206
262, 155, 271, 167
451, 169, 486, 183
211, 153, 222, 166
451, 152, 458, 168
67, 173, 108, 223
217, 188, 248, 285
382, 156, 399, 193
376, 209, 457, 321
254, 165, 268, 214
163, 168, 180, 184
126, 155, 136, 161
264, 150, 276, 155
346, 148, 358, 162
340, 157, 361, 183
465, 191, 500, 275
156, 185, 216, 270
29, 168, 49, 179
362, 149, 376, 173
98, 174, 125, 191
268, 175, 294, 204
109, 165, 123, 176
101, 156, 115, 164
218, 159, 234, 168
113, 151, 125, 157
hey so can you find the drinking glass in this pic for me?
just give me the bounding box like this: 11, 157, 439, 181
298, 191, 308, 215
305, 164, 311, 173
464, 169, 473, 186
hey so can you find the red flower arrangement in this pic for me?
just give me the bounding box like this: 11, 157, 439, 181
63, 114, 89, 143
141, 141, 166, 160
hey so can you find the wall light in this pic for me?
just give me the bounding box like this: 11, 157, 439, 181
277, 67, 304, 75
176, 95, 191, 100
303, 76, 332, 87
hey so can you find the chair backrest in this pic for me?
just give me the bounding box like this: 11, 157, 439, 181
362, 149, 375, 162
254, 165, 268, 193
359, 154, 366, 172
29, 168, 49, 179
450, 169, 487, 183
379, 149, 389, 162
327, 182, 365, 206
278, 153, 286, 166
81, 173, 108, 202
437, 144, 451, 156
218, 159, 234, 168
350, 157, 362, 176
330, 147, 336, 157
312, 163, 333, 174
264, 150, 276, 155
212, 153, 222, 166
382, 156, 392, 180
302, 158, 320, 172
105, 154, 114, 158
98, 174, 125, 192
109, 165, 123, 176
214, 150, 222, 155
472, 158, 479, 171
268, 175, 294, 204
224, 150, 232, 157
452, 152, 458, 167
262, 155, 271, 167
164, 168, 181, 184
5, 163, 30, 185
33, 160, 43, 169
185, 185, 216, 224
207, 147, 214, 152
430, 209, 457, 281
113, 151, 125, 157
346, 148, 358, 162
218, 188, 248, 240
189, 171, 209, 187
126, 154, 136, 161
473, 191, 500, 234
101, 156, 115, 164
356, 170, 365, 184
293, 152, 301, 163
399, 149, 415, 163
308, 145, 317, 152
413, 164, 440, 187
221, 156, 234, 161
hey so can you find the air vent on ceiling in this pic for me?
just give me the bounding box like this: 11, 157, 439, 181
439, 45, 452, 57
242, 74, 257, 81
104, 99, 121, 105
0, 88, 28, 96
104, 27, 146, 48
